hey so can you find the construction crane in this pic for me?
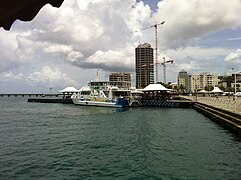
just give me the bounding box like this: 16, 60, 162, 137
161, 57, 174, 84
135, 21, 165, 83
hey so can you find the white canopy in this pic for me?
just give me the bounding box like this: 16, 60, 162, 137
79, 85, 91, 91
198, 89, 208, 93
141, 84, 171, 91
131, 89, 144, 94
211, 87, 223, 93
59, 87, 79, 93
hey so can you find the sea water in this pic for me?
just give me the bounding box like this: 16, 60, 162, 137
0, 97, 241, 179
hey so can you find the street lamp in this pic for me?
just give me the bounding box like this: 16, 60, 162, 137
231, 68, 237, 100
193, 77, 197, 102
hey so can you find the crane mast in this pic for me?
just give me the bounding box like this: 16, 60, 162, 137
162, 57, 174, 83
151, 21, 165, 83
154, 24, 158, 83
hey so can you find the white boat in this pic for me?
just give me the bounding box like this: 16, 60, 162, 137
71, 96, 129, 108
71, 86, 130, 108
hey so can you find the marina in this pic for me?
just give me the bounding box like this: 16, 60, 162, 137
1, 0, 241, 179
2, 90, 241, 136
0, 97, 241, 179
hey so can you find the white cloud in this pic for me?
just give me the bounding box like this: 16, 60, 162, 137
85, 47, 134, 71
44, 44, 72, 54
166, 46, 231, 62
225, 49, 241, 62
228, 37, 241, 41
0, 71, 24, 82
43, 44, 83, 62
161, 46, 233, 80
155, 0, 241, 49
26, 66, 79, 88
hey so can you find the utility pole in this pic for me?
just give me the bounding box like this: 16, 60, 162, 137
231, 68, 237, 99
161, 57, 174, 83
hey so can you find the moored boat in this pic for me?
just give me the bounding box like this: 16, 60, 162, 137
71, 86, 130, 108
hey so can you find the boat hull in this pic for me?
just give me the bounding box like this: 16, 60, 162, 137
71, 98, 128, 108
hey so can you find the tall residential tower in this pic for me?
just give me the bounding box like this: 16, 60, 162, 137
135, 43, 154, 89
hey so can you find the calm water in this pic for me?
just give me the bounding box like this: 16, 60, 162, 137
0, 97, 241, 179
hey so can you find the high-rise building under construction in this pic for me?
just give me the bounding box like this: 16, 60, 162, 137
135, 43, 154, 89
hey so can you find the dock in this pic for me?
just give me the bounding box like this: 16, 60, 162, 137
141, 99, 194, 108
28, 98, 73, 104
0, 93, 73, 104
0, 93, 60, 97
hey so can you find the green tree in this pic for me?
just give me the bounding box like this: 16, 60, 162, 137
227, 87, 234, 92
179, 84, 185, 93
204, 85, 214, 91
236, 84, 240, 91
219, 85, 225, 91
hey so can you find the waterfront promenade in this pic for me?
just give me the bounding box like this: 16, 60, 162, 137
182, 95, 241, 115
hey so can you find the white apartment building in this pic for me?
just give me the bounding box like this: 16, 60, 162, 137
190, 72, 220, 92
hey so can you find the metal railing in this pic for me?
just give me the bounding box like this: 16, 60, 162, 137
181, 95, 241, 115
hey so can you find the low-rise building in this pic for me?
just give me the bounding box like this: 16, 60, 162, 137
109, 72, 131, 89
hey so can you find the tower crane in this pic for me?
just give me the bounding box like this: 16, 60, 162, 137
136, 21, 165, 83
161, 57, 174, 84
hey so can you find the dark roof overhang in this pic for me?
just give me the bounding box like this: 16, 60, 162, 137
0, 0, 64, 30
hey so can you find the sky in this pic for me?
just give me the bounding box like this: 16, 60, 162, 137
0, 0, 241, 93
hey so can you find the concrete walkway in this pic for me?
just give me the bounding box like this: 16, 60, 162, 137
181, 96, 241, 115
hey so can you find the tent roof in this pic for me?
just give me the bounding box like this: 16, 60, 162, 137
59, 87, 79, 93
211, 87, 223, 93
197, 90, 208, 93
0, 0, 64, 30
79, 86, 91, 91
131, 89, 144, 94
141, 84, 171, 91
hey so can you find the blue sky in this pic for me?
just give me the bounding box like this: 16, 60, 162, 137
139, 0, 160, 11
0, 0, 240, 93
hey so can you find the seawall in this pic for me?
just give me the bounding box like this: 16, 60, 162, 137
194, 102, 241, 136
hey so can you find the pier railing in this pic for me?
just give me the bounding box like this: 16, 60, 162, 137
181, 96, 241, 115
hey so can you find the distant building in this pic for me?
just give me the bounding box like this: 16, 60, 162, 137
135, 43, 154, 89
232, 72, 241, 82
231, 73, 241, 91
219, 72, 241, 91
177, 69, 190, 92
190, 72, 220, 92
109, 72, 131, 89
218, 75, 232, 90
88, 81, 109, 90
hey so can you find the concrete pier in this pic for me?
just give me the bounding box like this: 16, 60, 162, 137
0, 93, 73, 104
28, 98, 73, 104
141, 99, 194, 108
0, 93, 60, 97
